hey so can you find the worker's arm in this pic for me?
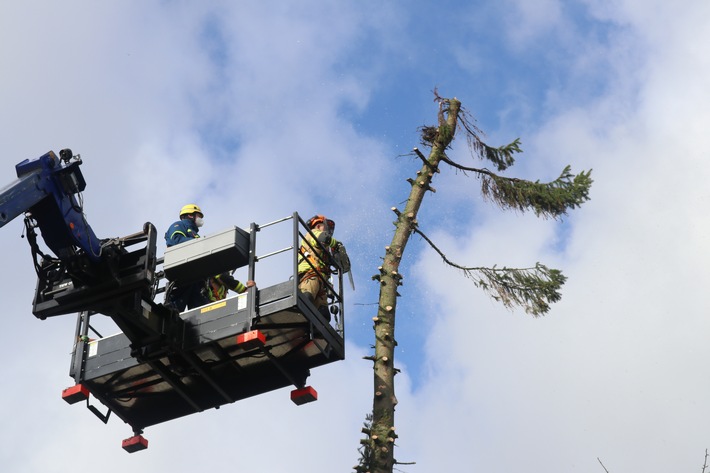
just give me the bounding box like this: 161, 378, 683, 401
218, 273, 255, 294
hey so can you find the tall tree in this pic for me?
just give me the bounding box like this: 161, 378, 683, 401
355, 95, 593, 473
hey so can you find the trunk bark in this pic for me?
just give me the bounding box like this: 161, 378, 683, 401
368, 98, 461, 473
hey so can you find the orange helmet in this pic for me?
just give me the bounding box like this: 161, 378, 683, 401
307, 214, 335, 231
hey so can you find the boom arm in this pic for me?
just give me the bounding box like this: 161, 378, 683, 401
0, 149, 174, 361
0, 149, 102, 261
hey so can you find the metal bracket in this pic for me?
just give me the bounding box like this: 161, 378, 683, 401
86, 397, 112, 424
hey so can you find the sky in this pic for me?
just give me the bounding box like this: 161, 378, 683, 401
0, 0, 709, 472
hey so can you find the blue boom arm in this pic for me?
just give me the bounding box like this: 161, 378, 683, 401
0, 149, 167, 337
0, 150, 101, 261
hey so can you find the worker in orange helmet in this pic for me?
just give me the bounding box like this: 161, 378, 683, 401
298, 214, 345, 322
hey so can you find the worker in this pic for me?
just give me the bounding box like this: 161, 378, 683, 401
165, 203, 204, 246
298, 214, 344, 322
207, 272, 255, 302
164, 204, 210, 311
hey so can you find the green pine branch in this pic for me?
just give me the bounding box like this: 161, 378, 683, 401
478, 138, 522, 172
480, 165, 593, 219
472, 263, 567, 317
438, 102, 593, 218
413, 227, 567, 316
354, 414, 374, 473
439, 151, 593, 219
457, 105, 522, 171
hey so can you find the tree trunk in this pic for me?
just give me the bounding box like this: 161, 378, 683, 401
368, 98, 461, 473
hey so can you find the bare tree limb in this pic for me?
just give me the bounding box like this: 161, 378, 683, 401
597, 457, 610, 473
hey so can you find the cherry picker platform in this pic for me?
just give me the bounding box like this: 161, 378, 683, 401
65, 214, 346, 450
0, 150, 347, 451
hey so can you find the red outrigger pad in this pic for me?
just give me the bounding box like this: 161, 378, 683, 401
122, 434, 148, 453
291, 386, 318, 405
62, 384, 90, 404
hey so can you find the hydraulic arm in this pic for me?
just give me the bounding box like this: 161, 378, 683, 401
0, 149, 172, 354
0, 149, 101, 260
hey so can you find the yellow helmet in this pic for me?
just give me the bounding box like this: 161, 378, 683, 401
179, 204, 203, 218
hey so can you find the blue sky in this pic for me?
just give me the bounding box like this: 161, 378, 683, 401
1, 1, 709, 472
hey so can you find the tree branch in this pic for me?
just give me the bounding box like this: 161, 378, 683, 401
439, 152, 593, 219
457, 105, 522, 171
597, 457, 610, 473
412, 226, 566, 316
428, 101, 593, 219
480, 165, 593, 219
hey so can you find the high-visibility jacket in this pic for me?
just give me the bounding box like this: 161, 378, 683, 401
298, 229, 339, 276
208, 273, 248, 301
165, 219, 199, 247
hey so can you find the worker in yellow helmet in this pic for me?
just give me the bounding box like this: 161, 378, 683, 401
166, 204, 204, 245
298, 214, 344, 322
164, 204, 210, 311
164, 204, 255, 309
